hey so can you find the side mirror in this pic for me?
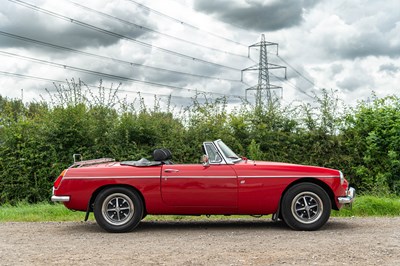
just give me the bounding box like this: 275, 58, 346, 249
201, 154, 210, 167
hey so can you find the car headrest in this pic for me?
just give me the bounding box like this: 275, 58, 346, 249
153, 148, 172, 162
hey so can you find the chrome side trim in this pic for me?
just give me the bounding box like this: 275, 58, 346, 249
162, 176, 236, 179
238, 175, 339, 179
51, 195, 70, 202
62, 176, 160, 180
63, 175, 238, 180
338, 187, 356, 204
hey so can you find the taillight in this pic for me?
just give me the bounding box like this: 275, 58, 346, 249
339, 171, 344, 185
54, 169, 67, 189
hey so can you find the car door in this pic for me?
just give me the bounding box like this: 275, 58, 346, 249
160, 164, 238, 209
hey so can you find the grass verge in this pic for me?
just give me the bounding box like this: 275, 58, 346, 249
331, 195, 400, 217
0, 202, 92, 222
0, 195, 399, 222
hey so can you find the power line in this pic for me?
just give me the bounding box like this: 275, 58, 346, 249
0, 70, 210, 101
0, 31, 241, 83
269, 72, 315, 100
0, 50, 243, 98
124, 0, 249, 48
8, 0, 241, 71
276, 55, 318, 89
66, 0, 248, 59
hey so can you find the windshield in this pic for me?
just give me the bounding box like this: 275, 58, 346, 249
216, 140, 241, 163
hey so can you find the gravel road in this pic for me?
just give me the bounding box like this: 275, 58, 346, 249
0, 217, 399, 265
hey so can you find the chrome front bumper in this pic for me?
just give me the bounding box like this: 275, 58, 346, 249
51, 187, 70, 202
338, 187, 356, 204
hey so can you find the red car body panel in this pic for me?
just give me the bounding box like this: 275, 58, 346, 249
54, 160, 347, 215
57, 165, 162, 212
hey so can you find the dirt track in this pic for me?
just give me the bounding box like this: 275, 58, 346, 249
0, 217, 399, 265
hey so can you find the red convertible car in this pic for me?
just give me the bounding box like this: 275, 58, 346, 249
52, 139, 355, 232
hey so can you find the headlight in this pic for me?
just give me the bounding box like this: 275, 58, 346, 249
339, 171, 344, 185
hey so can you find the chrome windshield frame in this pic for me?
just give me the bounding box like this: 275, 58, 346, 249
202, 139, 241, 165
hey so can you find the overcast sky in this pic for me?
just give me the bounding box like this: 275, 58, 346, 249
0, 0, 399, 109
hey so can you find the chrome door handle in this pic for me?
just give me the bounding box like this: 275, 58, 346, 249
164, 169, 180, 173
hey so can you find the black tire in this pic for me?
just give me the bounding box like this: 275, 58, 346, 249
281, 182, 331, 231
93, 187, 143, 233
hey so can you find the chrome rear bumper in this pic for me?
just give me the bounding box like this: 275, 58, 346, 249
51, 195, 70, 202
338, 187, 356, 204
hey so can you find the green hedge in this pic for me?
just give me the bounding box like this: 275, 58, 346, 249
1, 84, 400, 204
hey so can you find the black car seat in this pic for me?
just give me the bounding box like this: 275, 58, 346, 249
153, 148, 173, 164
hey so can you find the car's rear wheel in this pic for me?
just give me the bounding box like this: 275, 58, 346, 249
94, 187, 143, 233
281, 183, 331, 231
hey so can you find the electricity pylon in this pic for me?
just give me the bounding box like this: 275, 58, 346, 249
242, 34, 287, 108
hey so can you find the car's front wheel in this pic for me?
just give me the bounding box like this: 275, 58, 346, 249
281, 183, 331, 231
93, 187, 143, 233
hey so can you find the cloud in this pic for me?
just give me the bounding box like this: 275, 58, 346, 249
330, 63, 344, 77
336, 76, 367, 92
1, 0, 399, 109
335, 63, 375, 92
333, 31, 400, 59
192, 0, 319, 31
309, 1, 400, 60
379, 63, 400, 76
0, 0, 154, 51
